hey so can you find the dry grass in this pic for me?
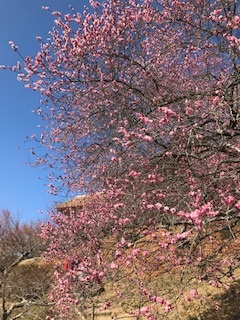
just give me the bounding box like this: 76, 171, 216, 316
78, 224, 240, 320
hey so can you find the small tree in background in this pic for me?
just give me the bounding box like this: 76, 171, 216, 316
0, 209, 52, 320
2, 0, 239, 318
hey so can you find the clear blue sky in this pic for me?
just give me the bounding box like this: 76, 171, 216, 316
0, 0, 89, 222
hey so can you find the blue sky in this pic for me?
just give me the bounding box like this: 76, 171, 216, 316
0, 0, 89, 222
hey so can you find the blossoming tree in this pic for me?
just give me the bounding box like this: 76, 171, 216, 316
3, 0, 240, 318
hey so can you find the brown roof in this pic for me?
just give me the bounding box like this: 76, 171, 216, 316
56, 195, 87, 212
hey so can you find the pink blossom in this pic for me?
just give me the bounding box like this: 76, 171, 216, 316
146, 204, 154, 209
155, 202, 162, 210
115, 250, 122, 257
8, 41, 18, 51
235, 201, 240, 210
185, 106, 193, 115
189, 289, 198, 298
223, 195, 235, 206
113, 203, 124, 209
